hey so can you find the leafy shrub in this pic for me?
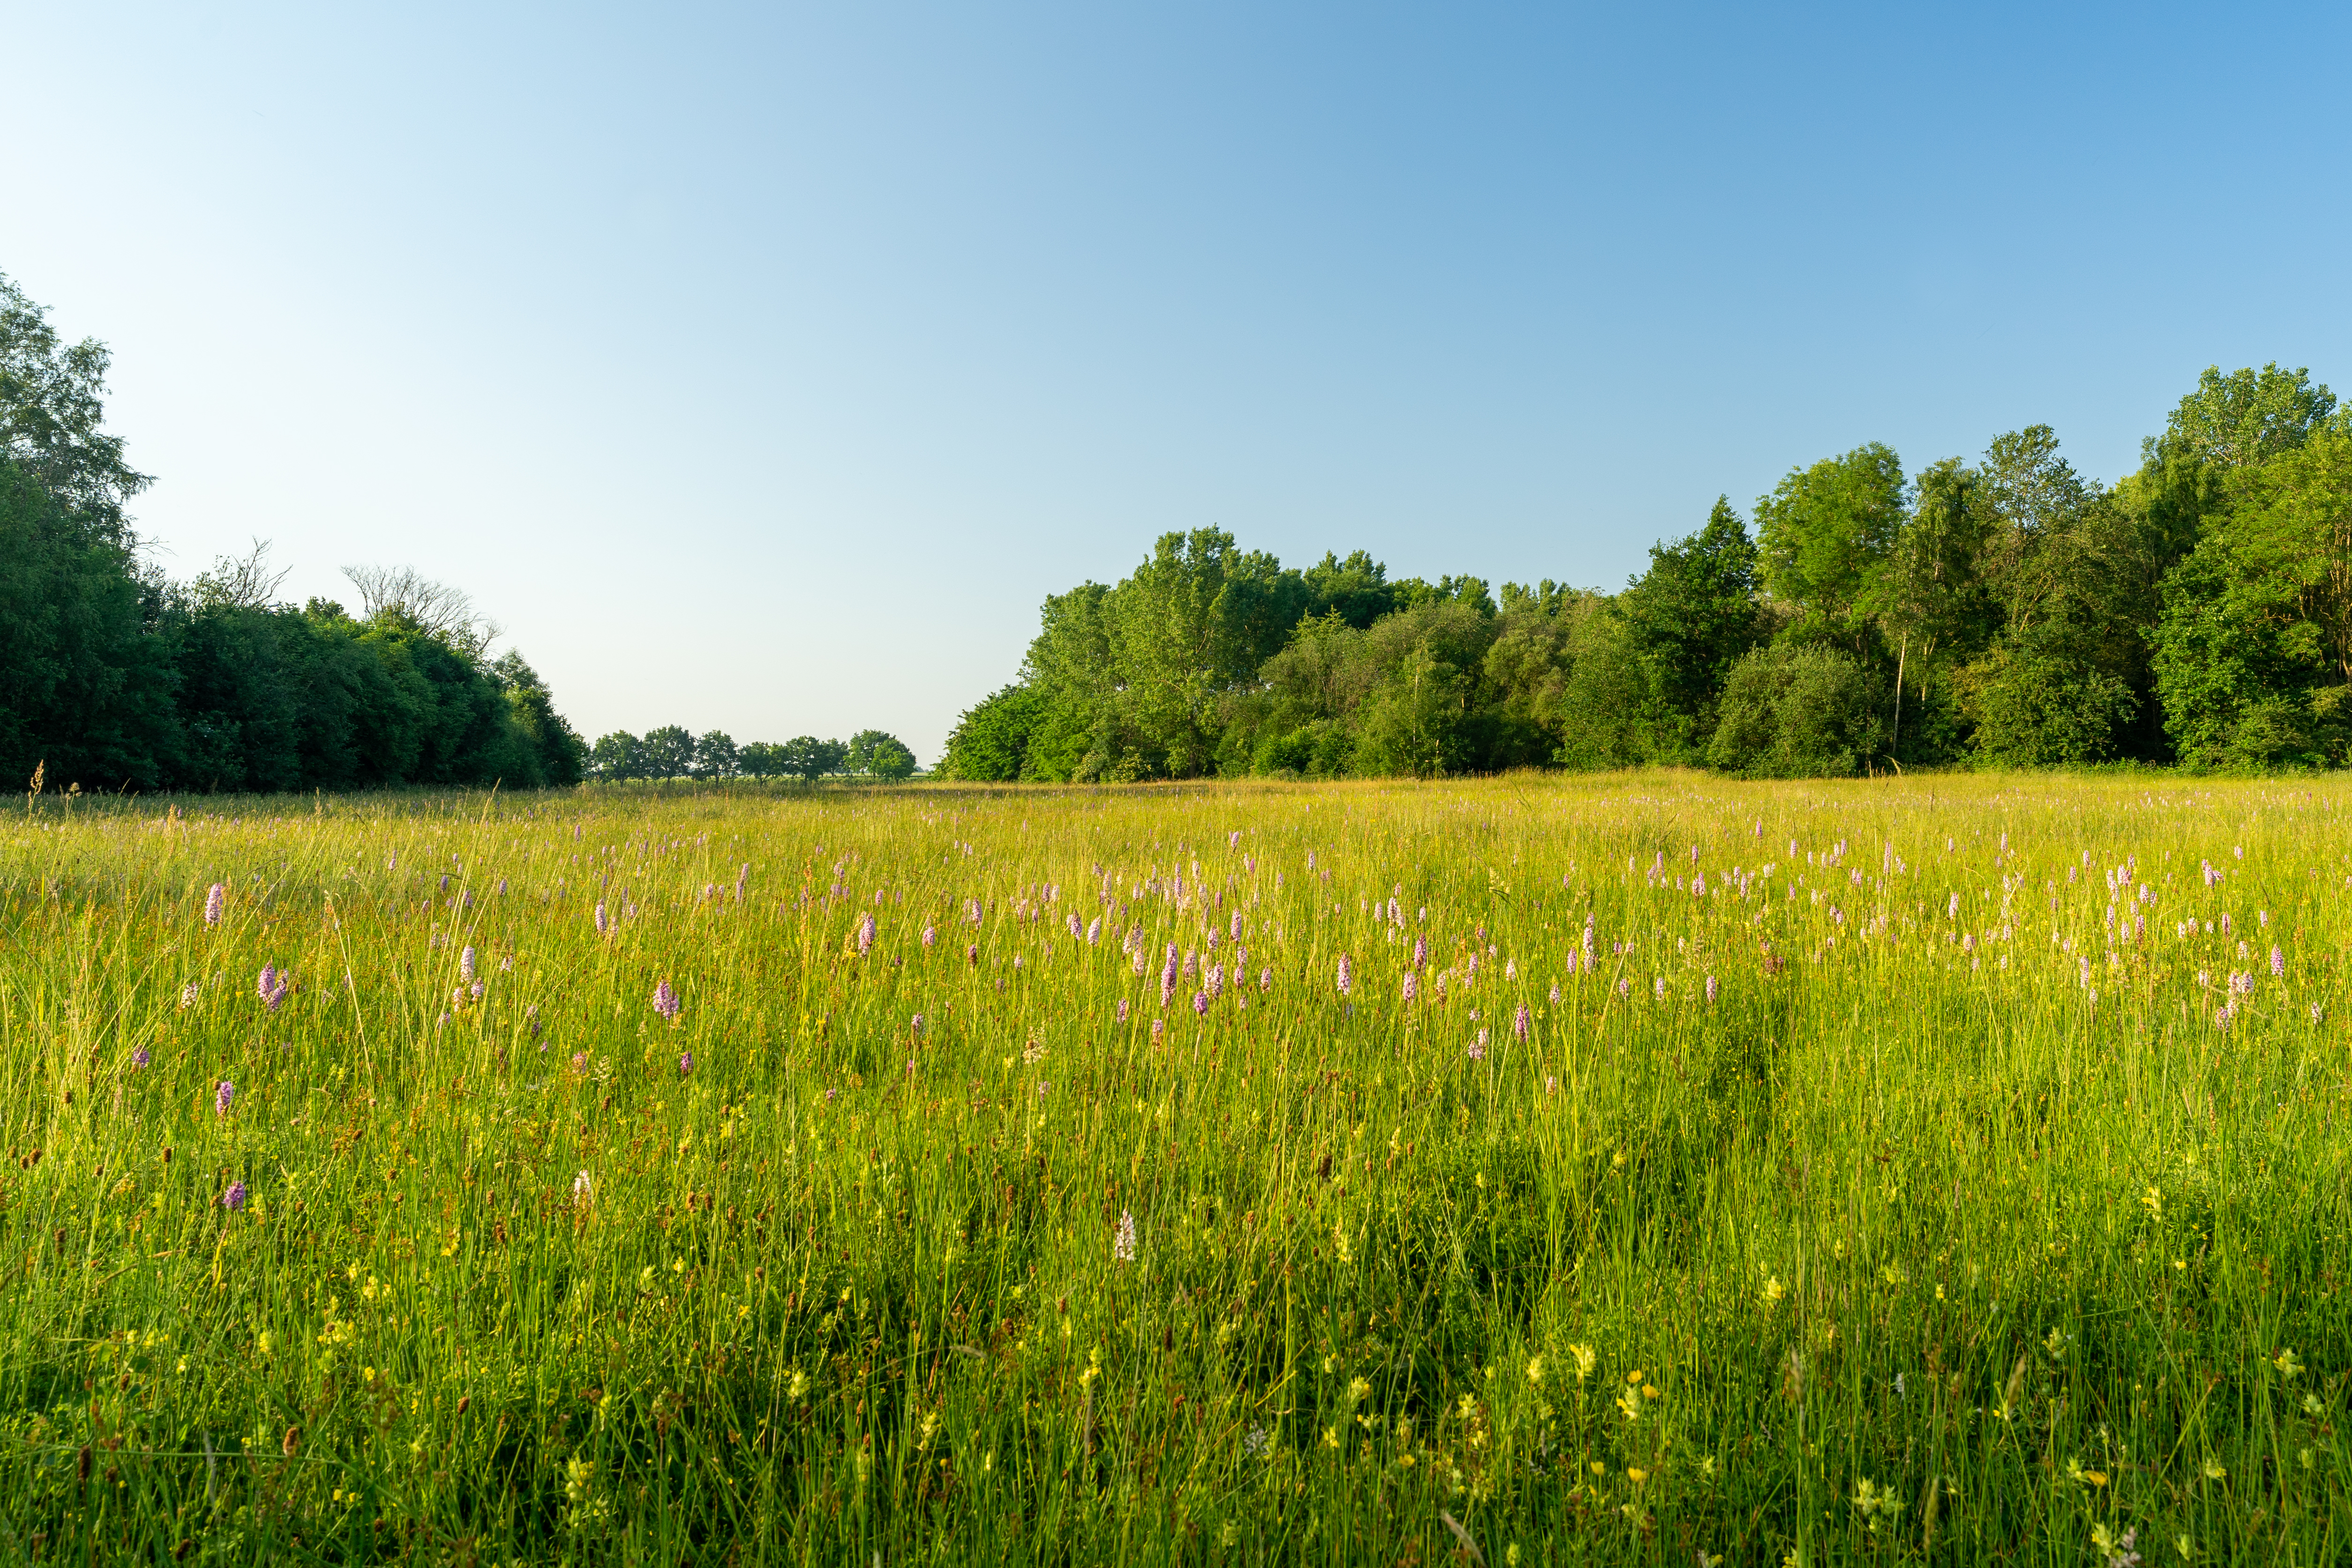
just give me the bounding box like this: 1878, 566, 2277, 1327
1706, 642, 1887, 777
1966, 627, 2135, 765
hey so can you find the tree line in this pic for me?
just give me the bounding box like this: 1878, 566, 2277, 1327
1, 272, 586, 794
586, 727, 916, 782
942, 364, 2352, 779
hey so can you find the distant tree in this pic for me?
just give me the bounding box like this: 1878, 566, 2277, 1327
846, 729, 917, 781
2152, 425, 2352, 768
1349, 600, 1494, 778
590, 731, 645, 781
736, 740, 786, 778
1300, 550, 1402, 628
1755, 443, 1907, 644
491, 651, 588, 785
0, 272, 592, 795
1616, 496, 1765, 756
0, 457, 178, 790
1966, 621, 2135, 765
640, 725, 695, 779
2157, 363, 2337, 470
0, 271, 152, 545
939, 687, 1049, 781
779, 735, 847, 782
692, 730, 737, 779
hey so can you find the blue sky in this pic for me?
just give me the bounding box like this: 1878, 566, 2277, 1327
4, 2, 2347, 762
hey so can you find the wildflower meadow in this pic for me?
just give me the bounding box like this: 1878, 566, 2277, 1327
1, 774, 2346, 1565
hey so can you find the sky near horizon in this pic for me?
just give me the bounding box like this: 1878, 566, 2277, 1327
5, 2, 2349, 764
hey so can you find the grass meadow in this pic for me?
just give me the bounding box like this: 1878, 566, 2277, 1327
0, 772, 2346, 1566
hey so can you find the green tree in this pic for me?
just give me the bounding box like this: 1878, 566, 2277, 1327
1967, 621, 2135, 765
1218, 613, 1366, 778
779, 735, 847, 782
492, 651, 587, 786
640, 725, 695, 779
1300, 550, 1401, 628
846, 729, 917, 781
1964, 426, 2146, 763
1102, 530, 1309, 777
0, 457, 179, 791
691, 731, 737, 780
0, 271, 151, 546
2120, 367, 2341, 645
1755, 443, 1907, 643
1348, 599, 1496, 777
352, 609, 532, 786
590, 732, 644, 781
939, 687, 1047, 781
2151, 427, 2352, 768
2157, 364, 2338, 470
1017, 581, 1118, 781
1616, 496, 1764, 756
1868, 457, 1997, 760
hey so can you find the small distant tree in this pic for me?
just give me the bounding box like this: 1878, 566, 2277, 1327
589, 731, 645, 781
737, 740, 786, 778
779, 735, 847, 782
692, 730, 737, 779
641, 725, 695, 779
846, 729, 917, 781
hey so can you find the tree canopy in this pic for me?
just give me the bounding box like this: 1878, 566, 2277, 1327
945, 364, 2352, 779
0, 273, 585, 794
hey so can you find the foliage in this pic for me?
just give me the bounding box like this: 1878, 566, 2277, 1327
0, 269, 151, 546
690, 731, 737, 781
939, 685, 1051, 781
779, 735, 848, 782
0, 275, 584, 796
589, 730, 649, 781
0, 459, 178, 791
1965, 623, 2136, 766
846, 728, 918, 781
2152, 428, 2352, 768
1753, 442, 1907, 644
586, 731, 914, 785
639, 726, 696, 781
14, 267, 2352, 786
956, 362, 2352, 780
493, 652, 588, 787
1614, 497, 1765, 759
1707, 642, 1888, 777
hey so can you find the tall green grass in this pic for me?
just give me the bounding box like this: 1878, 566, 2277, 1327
0, 773, 2345, 1564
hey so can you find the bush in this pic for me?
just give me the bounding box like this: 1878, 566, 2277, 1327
1966, 628, 2135, 766
939, 686, 1049, 781
1707, 642, 1887, 777
1250, 719, 1356, 778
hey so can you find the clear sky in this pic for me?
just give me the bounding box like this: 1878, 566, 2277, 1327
4, 3, 2347, 763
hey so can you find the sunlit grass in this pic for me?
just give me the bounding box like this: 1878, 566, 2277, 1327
1, 771, 2346, 1564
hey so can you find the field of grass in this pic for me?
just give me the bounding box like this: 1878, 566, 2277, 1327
0, 772, 2346, 1565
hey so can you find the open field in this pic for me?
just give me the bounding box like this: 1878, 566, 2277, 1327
0, 773, 2346, 1565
